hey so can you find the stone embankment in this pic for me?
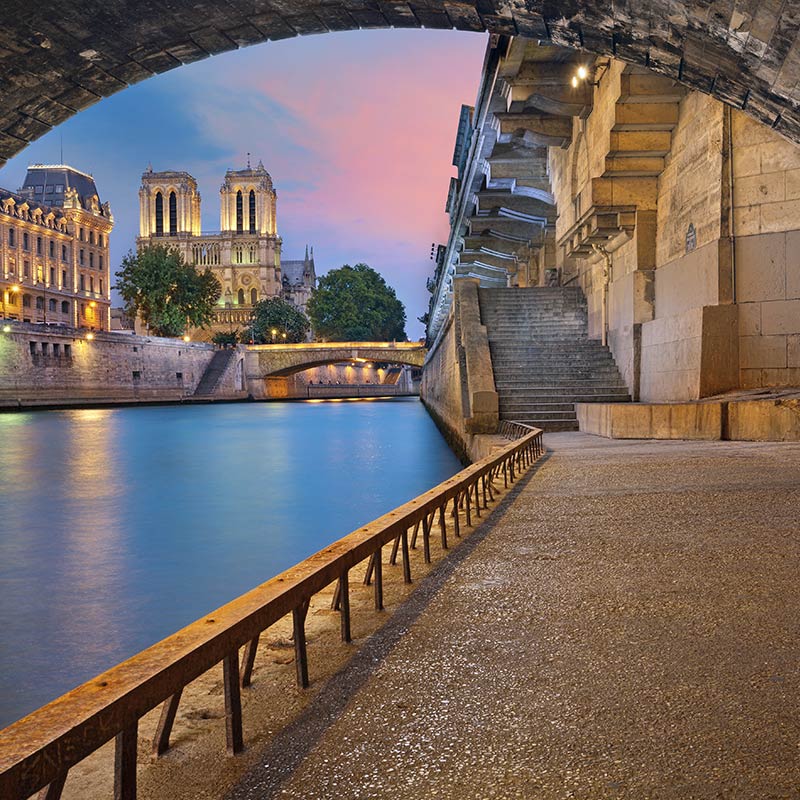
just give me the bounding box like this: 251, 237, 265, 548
0, 323, 247, 408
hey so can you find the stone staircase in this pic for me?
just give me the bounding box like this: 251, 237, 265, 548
478, 287, 630, 431
194, 349, 235, 397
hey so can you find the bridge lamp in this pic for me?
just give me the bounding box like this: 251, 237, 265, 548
571, 76, 578, 88
11, 284, 20, 293
281, 332, 287, 339
85, 332, 94, 341
577, 65, 589, 80
2, 325, 11, 333
183, 334, 191, 343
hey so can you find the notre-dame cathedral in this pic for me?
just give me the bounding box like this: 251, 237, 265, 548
137, 161, 315, 339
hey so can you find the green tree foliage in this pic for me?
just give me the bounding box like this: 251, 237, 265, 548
248, 297, 310, 344
307, 263, 407, 341
211, 330, 240, 346
115, 245, 221, 338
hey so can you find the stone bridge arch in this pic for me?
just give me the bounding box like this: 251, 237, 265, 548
244, 342, 427, 397
1, 2, 800, 168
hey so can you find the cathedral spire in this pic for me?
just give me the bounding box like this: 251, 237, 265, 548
305, 243, 309, 260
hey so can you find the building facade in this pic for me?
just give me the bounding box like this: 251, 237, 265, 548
1, 164, 113, 330
137, 162, 315, 339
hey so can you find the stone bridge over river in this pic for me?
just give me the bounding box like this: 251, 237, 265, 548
244, 341, 427, 398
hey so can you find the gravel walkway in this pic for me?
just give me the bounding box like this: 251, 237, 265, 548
230, 433, 800, 799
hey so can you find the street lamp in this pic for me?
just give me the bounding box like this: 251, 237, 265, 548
271, 328, 277, 343
10, 284, 20, 321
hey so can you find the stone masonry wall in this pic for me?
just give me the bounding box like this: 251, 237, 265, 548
731, 112, 800, 389
0, 325, 245, 407
549, 57, 800, 401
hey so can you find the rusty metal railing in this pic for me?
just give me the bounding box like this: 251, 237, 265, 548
0, 425, 544, 800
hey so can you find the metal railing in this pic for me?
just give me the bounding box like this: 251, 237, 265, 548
0, 425, 544, 800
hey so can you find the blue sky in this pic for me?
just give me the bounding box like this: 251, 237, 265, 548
0, 29, 487, 339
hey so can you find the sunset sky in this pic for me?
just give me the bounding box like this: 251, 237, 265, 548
0, 29, 488, 339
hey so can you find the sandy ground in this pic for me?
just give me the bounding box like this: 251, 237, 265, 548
51, 436, 524, 800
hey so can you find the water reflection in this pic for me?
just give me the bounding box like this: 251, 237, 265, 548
0, 398, 461, 727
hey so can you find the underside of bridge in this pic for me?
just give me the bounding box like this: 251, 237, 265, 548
2, 1, 800, 169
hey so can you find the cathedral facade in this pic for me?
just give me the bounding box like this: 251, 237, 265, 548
137, 162, 315, 339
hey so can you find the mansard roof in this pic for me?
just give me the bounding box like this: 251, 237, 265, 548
20, 164, 106, 212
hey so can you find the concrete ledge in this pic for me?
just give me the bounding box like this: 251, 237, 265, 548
729, 397, 800, 441
576, 402, 722, 440
578, 391, 800, 441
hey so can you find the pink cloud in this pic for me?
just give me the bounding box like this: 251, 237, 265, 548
175, 30, 488, 335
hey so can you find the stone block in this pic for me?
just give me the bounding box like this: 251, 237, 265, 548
699, 304, 739, 396
728, 398, 800, 440
760, 139, 800, 174
760, 198, 800, 233
576, 401, 722, 439
733, 205, 761, 236
784, 168, 800, 200
761, 298, 800, 334
760, 367, 800, 385
787, 230, 800, 298
654, 240, 720, 318
789, 335, 800, 367
732, 144, 762, 178
739, 368, 764, 388
735, 172, 785, 206
735, 232, 786, 301
739, 334, 787, 368
737, 302, 762, 335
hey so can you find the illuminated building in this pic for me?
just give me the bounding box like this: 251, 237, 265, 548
0, 164, 113, 330
137, 162, 315, 339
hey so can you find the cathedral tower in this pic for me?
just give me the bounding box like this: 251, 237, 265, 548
219, 160, 277, 236
139, 167, 201, 238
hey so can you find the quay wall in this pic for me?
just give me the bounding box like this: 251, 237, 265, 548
0, 323, 247, 408
421, 279, 499, 462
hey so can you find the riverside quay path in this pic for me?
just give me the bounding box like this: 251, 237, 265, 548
2, 430, 800, 799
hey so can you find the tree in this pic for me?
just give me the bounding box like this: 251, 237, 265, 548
115, 245, 221, 337
307, 263, 406, 341
248, 297, 310, 344
211, 330, 240, 346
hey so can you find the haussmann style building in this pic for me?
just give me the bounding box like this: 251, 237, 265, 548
0, 164, 113, 331
137, 162, 315, 339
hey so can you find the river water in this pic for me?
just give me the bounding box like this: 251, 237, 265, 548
0, 398, 462, 728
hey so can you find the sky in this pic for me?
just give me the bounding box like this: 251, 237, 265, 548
0, 29, 487, 340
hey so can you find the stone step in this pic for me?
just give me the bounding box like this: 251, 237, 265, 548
499, 414, 580, 432
498, 402, 576, 413
494, 371, 624, 378
497, 388, 629, 397
495, 384, 629, 392
479, 286, 630, 424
